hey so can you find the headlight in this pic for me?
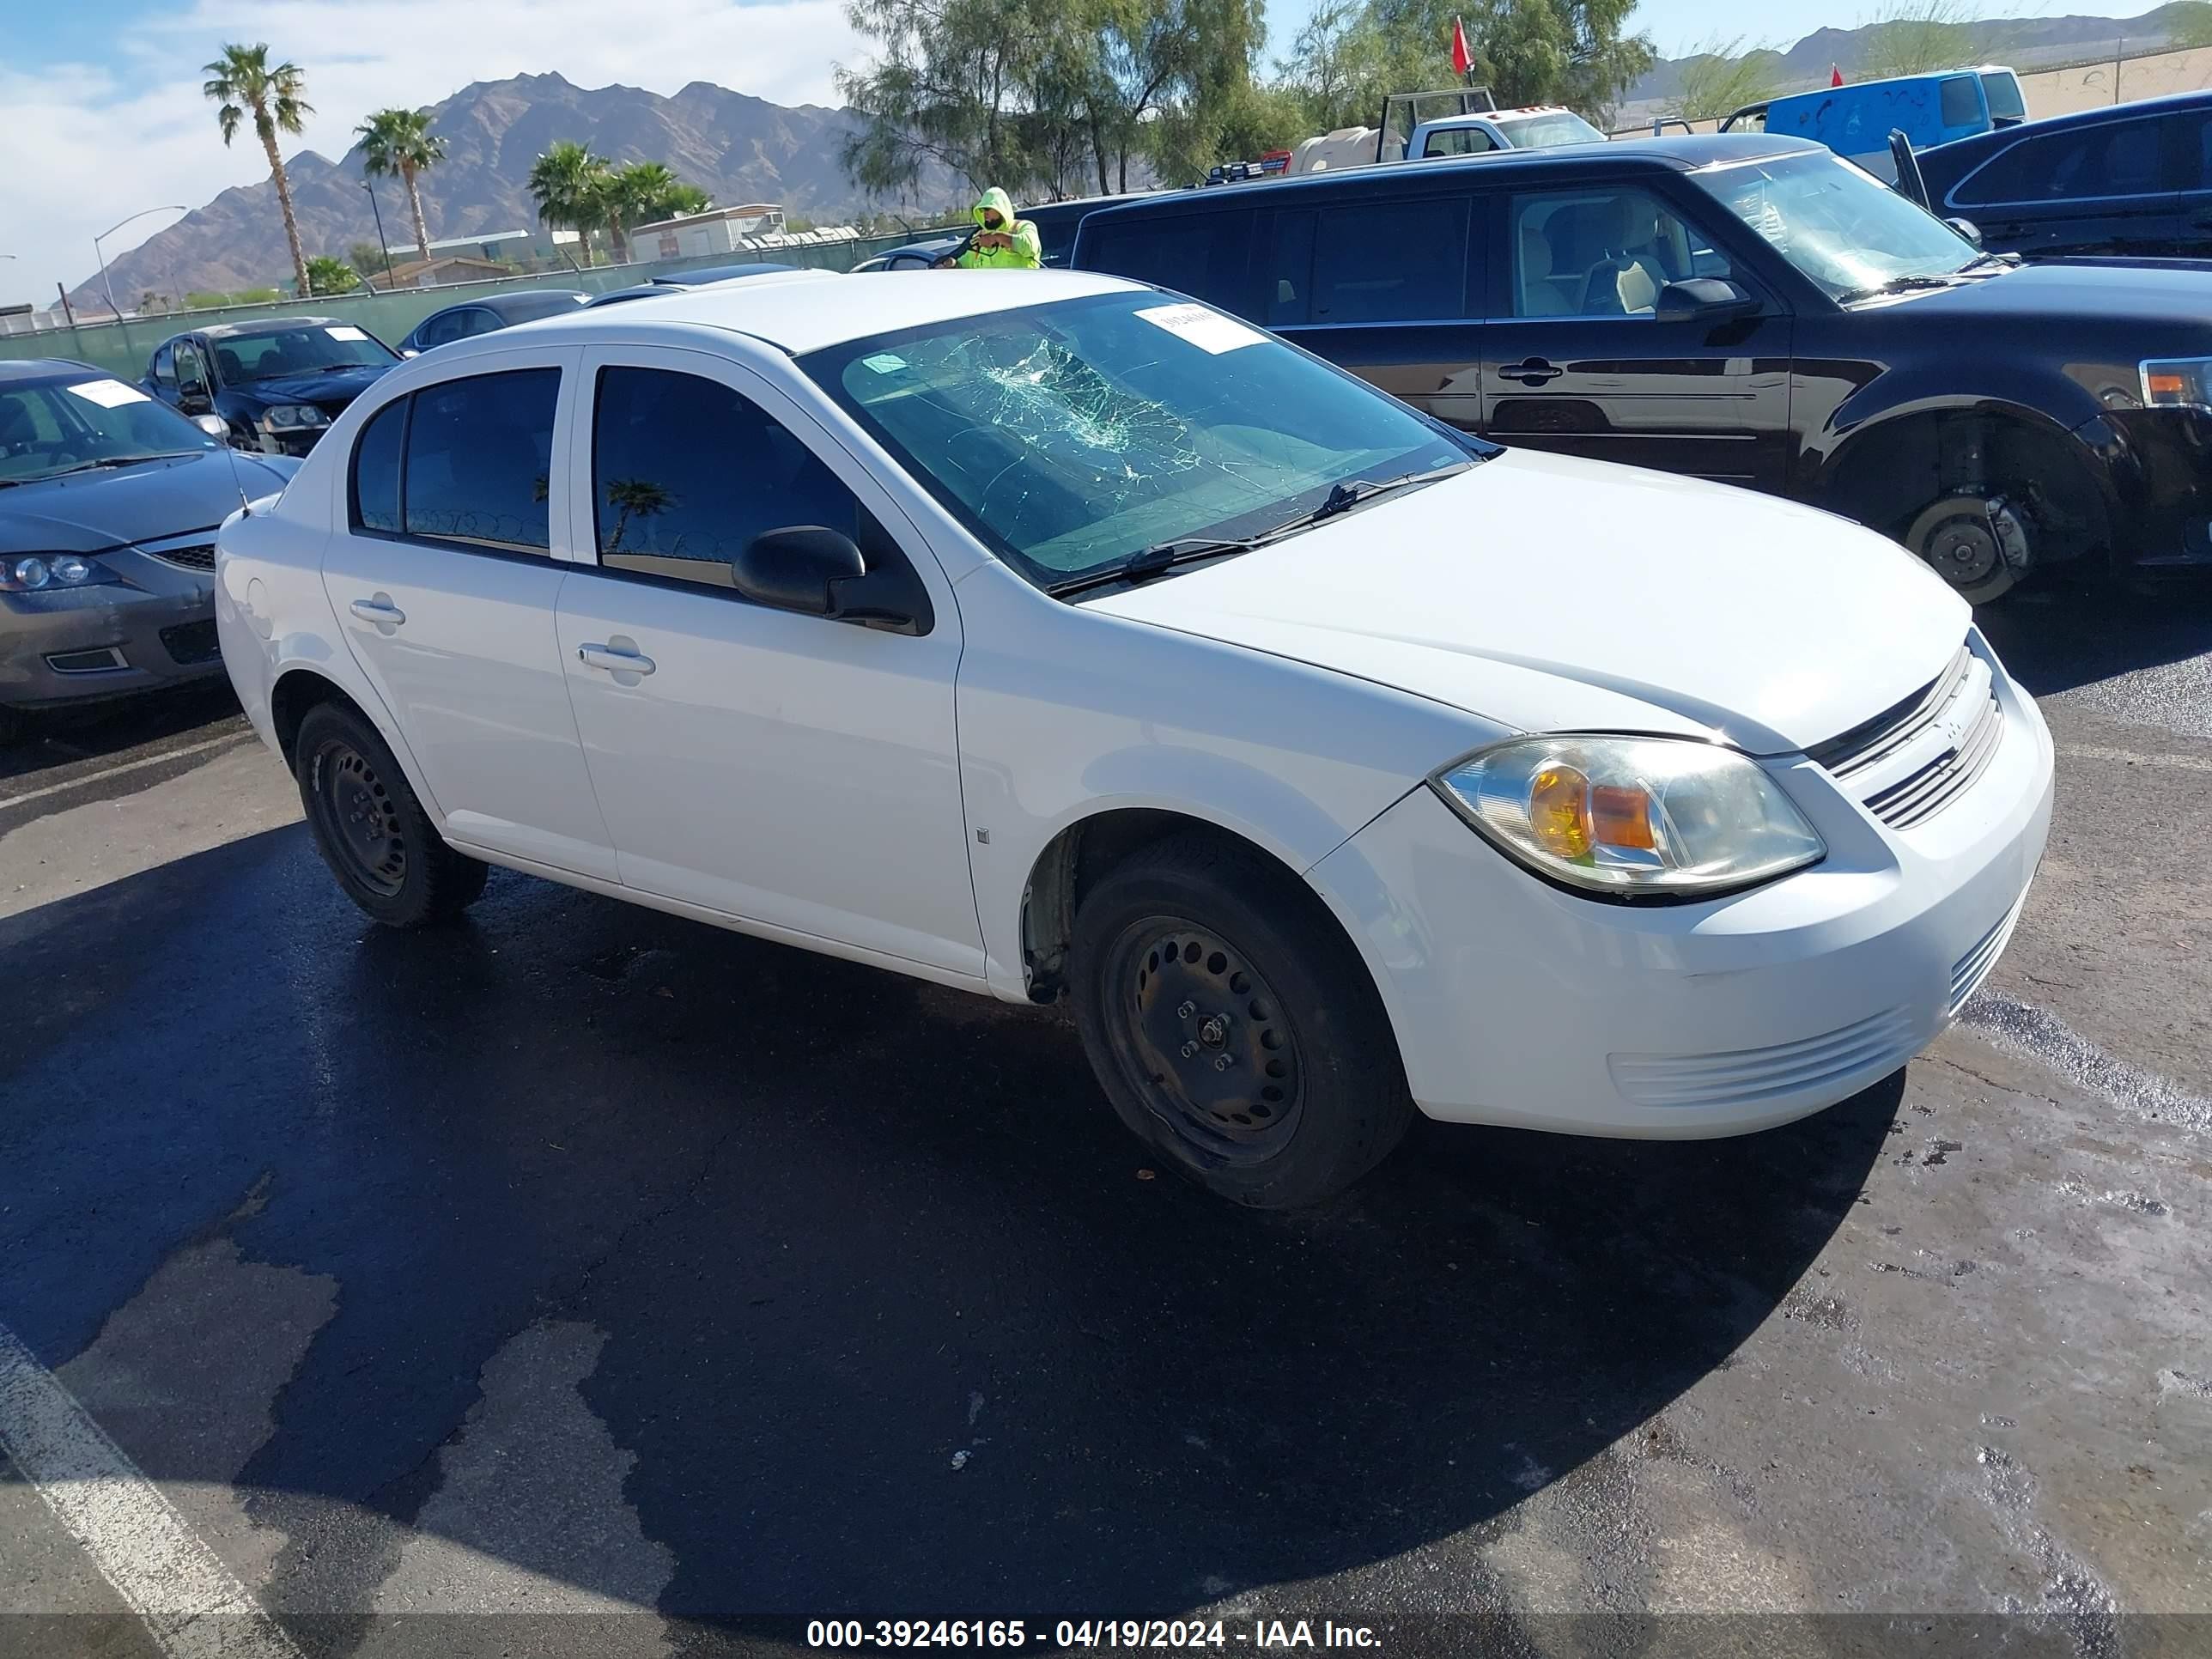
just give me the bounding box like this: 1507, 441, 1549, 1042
2139, 357, 2212, 408
2, 554, 118, 592
260, 404, 327, 431
1431, 735, 1826, 899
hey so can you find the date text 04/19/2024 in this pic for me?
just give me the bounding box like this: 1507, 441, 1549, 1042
805, 1620, 1384, 1650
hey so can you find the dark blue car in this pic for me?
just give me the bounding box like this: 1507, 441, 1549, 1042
2, 359, 297, 737
1916, 90, 2212, 259
141, 317, 401, 455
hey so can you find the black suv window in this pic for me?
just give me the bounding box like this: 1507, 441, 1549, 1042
1957, 115, 2165, 205
1307, 197, 1470, 323
1079, 209, 1255, 309
401, 368, 559, 550
591, 366, 860, 590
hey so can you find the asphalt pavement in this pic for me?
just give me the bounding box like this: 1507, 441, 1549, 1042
1, 580, 2208, 1658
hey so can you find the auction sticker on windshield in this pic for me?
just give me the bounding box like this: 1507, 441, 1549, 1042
325, 325, 368, 342
1135, 303, 1263, 355
64, 378, 152, 408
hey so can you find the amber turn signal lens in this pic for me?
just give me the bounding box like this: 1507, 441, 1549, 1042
1590, 783, 1656, 850
2147, 371, 2189, 399
1528, 765, 1594, 860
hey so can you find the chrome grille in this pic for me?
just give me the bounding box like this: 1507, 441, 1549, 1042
1808, 641, 2003, 830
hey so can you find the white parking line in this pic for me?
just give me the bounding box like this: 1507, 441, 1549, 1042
0, 1320, 301, 1659
2056, 742, 2212, 774
0, 732, 252, 813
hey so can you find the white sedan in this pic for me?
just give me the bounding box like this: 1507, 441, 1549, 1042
215, 270, 2052, 1207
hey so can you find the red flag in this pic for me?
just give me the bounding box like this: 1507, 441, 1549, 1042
1451, 15, 1472, 78
1830, 64, 1844, 87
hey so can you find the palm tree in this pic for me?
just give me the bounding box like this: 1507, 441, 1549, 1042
204, 43, 313, 300
528, 140, 611, 263
601, 478, 674, 555
303, 255, 358, 296
356, 107, 447, 264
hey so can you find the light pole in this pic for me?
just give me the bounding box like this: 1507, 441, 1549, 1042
94, 205, 187, 319
362, 180, 398, 287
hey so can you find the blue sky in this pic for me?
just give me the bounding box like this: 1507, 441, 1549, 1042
0, 0, 2168, 308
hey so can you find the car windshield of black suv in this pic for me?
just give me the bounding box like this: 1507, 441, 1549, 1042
0, 376, 220, 485
1698, 151, 1980, 302
214, 324, 398, 383
805, 290, 1478, 589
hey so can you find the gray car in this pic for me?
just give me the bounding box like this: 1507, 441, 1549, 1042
2, 359, 297, 740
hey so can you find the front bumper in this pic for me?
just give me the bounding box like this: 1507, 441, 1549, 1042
2075, 406, 2212, 572
1310, 641, 2055, 1138
0, 554, 225, 713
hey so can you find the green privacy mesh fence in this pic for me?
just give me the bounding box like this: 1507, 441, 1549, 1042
1, 227, 965, 380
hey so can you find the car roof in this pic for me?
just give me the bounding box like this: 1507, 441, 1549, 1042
0, 358, 100, 385
192, 317, 343, 338
475, 289, 588, 317
1085, 132, 1821, 217
655, 262, 799, 285
511, 267, 1140, 354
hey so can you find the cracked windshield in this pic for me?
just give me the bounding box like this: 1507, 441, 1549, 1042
807, 291, 1474, 587
1703, 152, 1979, 301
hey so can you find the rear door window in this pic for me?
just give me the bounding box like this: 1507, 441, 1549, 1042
1957, 116, 2166, 204
1308, 197, 1470, 322
1079, 210, 1255, 311
1938, 76, 1983, 129
401, 368, 560, 550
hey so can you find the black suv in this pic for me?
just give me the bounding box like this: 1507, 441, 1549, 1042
142, 317, 401, 456
1073, 132, 2212, 599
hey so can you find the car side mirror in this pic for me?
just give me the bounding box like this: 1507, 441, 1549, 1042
193, 414, 229, 442
400, 347, 421, 358
1653, 278, 1760, 325
1944, 216, 1984, 249
730, 526, 930, 634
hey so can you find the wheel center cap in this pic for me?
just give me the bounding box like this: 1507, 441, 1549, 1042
1197, 1013, 1230, 1048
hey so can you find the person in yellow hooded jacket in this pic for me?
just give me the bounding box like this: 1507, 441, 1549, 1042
951, 187, 1042, 269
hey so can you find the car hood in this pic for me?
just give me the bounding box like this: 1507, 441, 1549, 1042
1903, 259, 2212, 330
1088, 447, 1969, 754
0, 449, 296, 556
228, 364, 391, 407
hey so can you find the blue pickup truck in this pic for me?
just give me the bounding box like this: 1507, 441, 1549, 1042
1723, 68, 2027, 179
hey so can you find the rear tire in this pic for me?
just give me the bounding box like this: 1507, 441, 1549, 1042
1069, 833, 1414, 1208
295, 701, 488, 928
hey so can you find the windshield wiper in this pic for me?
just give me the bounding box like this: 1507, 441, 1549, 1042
1838, 272, 1961, 304
37, 453, 195, 478
1958, 250, 2021, 274
1048, 461, 1474, 599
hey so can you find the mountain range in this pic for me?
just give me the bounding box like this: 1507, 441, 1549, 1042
74, 71, 959, 311
1626, 3, 2202, 106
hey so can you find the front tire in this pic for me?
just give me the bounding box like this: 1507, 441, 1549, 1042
1904, 493, 2026, 604
1069, 833, 1413, 1208
295, 701, 488, 927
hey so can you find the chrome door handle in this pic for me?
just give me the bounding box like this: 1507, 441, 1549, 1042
349, 596, 406, 627
1498, 358, 1562, 386
577, 641, 657, 677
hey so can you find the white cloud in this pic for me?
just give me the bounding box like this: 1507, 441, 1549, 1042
0, 0, 863, 309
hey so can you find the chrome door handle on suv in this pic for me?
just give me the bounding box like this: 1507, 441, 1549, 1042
1498, 358, 1563, 386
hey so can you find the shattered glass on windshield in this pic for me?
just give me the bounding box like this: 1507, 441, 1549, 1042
811, 291, 1473, 586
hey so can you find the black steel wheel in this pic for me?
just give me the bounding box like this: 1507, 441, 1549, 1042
1103, 920, 1305, 1165
1070, 831, 1413, 1208
294, 699, 488, 928
311, 740, 408, 897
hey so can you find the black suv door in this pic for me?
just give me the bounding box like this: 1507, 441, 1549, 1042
1478, 182, 1792, 489
1258, 191, 1484, 432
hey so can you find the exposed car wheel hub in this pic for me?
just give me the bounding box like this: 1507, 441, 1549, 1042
1907, 494, 2029, 599
1112, 921, 1303, 1163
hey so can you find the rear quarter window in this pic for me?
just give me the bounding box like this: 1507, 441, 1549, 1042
350, 398, 406, 534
